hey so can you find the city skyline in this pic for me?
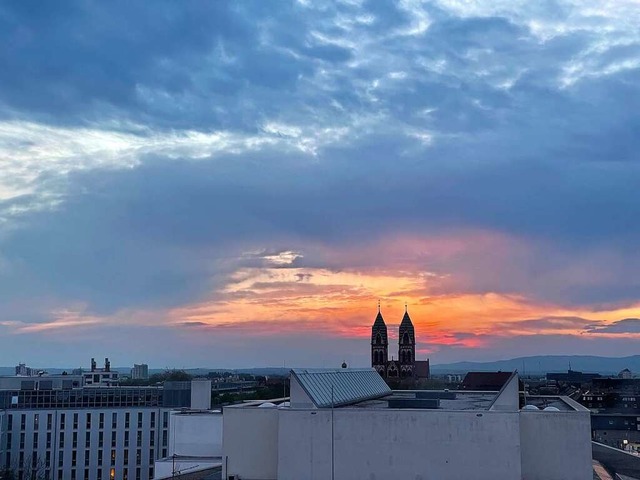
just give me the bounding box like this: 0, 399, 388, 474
1, 1, 640, 367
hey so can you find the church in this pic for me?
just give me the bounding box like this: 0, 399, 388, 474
371, 303, 430, 380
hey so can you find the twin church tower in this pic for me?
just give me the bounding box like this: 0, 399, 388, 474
371, 302, 429, 380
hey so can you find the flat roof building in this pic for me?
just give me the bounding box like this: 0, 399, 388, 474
223, 368, 592, 480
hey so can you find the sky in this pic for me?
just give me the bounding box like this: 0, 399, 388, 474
1, 0, 640, 369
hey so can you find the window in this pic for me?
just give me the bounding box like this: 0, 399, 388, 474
6, 433, 11, 449
71, 469, 76, 480
136, 449, 141, 465
150, 412, 155, 429
45, 451, 51, 467
97, 469, 102, 480
111, 450, 116, 465
60, 414, 66, 430
4, 452, 9, 470
72, 450, 77, 467
47, 414, 53, 431
136, 467, 141, 480
162, 412, 168, 429
125, 413, 130, 429
124, 450, 129, 465
99, 431, 104, 448
46, 432, 52, 449
162, 431, 167, 447
20, 432, 25, 449
32, 452, 38, 468
21, 414, 26, 431
86, 413, 91, 429
59, 432, 65, 449
34, 414, 39, 430
137, 412, 143, 429
112, 413, 117, 429
7, 415, 13, 431
32, 433, 38, 449
98, 450, 103, 466
84, 469, 89, 480
85, 450, 90, 466
86, 432, 91, 448
58, 451, 64, 467
110, 468, 115, 480
149, 449, 154, 461
99, 413, 104, 429
123, 468, 128, 480
150, 434, 154, 447
73, 431, 78, 448
111, 431, 117, 448
148, 467, 153, 479
73, 413, 78, 430
124, 431, 129, 447
137, 431, 142, 447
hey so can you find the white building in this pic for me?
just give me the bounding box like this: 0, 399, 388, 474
131, 365, 149, 381
222, 368, 593, 480
0, 380, 201, 480
83, 358, 119, 386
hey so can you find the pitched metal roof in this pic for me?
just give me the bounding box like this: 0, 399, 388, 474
290, 368, 391, 408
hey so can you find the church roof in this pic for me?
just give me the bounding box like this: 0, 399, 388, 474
400, 309, 414, 329
373, 311, 386, 329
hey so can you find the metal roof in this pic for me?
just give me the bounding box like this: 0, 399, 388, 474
290, 368, 391, 408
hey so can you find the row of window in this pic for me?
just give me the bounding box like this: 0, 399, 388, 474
5, 448, 165, 473
6, 429, 168, 450
7, 412, 166, 431
7, 466, 154, 480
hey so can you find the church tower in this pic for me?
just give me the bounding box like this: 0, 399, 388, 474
371, 301, 388, 377
398, 304, 416, 378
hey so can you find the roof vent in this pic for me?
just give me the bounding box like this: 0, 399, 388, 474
543, 406, 560, 412
522, 405, 540, 411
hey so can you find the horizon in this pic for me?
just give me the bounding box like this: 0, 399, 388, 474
2, 1, 640, 367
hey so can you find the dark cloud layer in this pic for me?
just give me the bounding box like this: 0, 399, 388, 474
1, 0, 640, 365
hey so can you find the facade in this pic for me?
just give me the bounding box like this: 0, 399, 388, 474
0, 380, 196, 480
371, 304, 429, 379
222, 369, 593, 480
131, 365, 149, 381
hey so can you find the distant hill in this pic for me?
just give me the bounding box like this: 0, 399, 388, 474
431, 355, 640, 375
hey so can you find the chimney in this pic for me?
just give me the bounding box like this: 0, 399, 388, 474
91, 358, 96, 372
105, 358, 110, 372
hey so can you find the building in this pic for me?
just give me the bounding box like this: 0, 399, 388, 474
83, 358, 119, 386
131, 365, 149, 381
462, 371, 515, 391
371, 304, 429, 380
0, 376, 198, 480
546, 369, 601, 385
619, 368, 633, 379
222, 368, 592, 480
14, 365, 36, 377
152, 381, 223, 480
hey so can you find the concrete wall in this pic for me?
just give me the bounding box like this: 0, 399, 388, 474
520, 410, 592, 480
289, 376, 314, 408
190, 380, 212, 410
278, 408, 523, 480
223, 406, 279, 480
169, 411, 222, 457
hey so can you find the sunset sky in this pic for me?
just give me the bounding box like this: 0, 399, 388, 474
1, 0, 640, 368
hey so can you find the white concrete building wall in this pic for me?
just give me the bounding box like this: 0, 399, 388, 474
189, 380, 211, 410
289, 376, 314, 409
222, 407, 279, 480
168, 411, 221, 457
278, 409, 523, 480
520, 410, 593, 480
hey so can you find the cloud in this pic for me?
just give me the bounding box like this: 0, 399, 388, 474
584, 318, 640, 335
1, 0, 640, 365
